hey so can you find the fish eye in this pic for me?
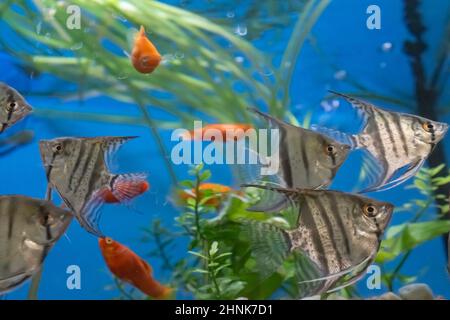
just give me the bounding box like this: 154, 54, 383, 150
6, 102, 16, 111
52, 143, 63, 153
39, 213, 54, 226
105, 237, 113, 245
422, 122, 434, 132
325, 144, 336, 155
363, 204, 378, 217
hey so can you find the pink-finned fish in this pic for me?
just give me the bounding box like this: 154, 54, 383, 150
39, 136, 147, 237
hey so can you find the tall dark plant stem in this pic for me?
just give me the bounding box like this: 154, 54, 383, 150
402, 0, 450, 255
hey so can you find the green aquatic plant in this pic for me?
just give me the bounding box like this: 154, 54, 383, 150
127, 164, 293, 300
376, 165, 450, 291
189, 241, 246, 300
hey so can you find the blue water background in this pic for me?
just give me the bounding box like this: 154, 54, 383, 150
0, 0, 449, 299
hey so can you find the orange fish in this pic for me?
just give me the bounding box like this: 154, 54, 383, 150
131, 26, 161, 74
179, 183, 236, 207
100, 180, 150, 204
181, 124, 254, 141
99, 237, 172, 299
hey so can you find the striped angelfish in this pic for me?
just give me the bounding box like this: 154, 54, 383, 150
0, 83, 32, 134
241, 109, 351, 211
0, 196, 72, 294
316, 91, 448, 192
39, 136, 147, 238
243, 185, 393, 298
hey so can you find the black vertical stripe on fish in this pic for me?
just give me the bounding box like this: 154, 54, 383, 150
68, 141, 85, 191
109, 174, 119, 191
368, 113, 389, 178
6, 107, 13, 122
329, 192, 352, 257
330, 152, 336, 167
279, 129, 293, 187
372, 217, 382, 240
5, 90, 15, 124
377, 110, 399, 157
429, 126, 436, 143
73, 142, 96, 194
312, 197, 343, 271
7, 198, 14, 239
301, 198, 329, 273
80, 143, 105, 217
299, 133, 311, 186
392, 113, 409, 156
40, 205, 53, 264
45, 153, 55, 181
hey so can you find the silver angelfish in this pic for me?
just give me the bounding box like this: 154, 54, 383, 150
315, 91, 448, 192
0, 196, 72, 294
39, 136, 147, 238
242, 185, 393, 298
0, 83, 32, 134
240, 108, 351, 211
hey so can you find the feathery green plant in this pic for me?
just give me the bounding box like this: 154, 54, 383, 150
376, 165, 450, 291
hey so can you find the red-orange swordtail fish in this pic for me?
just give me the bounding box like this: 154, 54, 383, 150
99, 237, 172, 299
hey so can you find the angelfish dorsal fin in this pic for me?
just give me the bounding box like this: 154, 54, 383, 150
102, 136, 137, 170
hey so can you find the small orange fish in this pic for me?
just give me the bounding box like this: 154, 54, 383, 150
179, 183, 236, 207
100, 180, 150, 204
181, 124, 254, 141
99, 237, 172, 299
131, 26, 161, 74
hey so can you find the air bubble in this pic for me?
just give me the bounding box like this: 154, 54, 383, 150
36, 21, 42, 35
259, 66, 274, 77
226, 11, 235, 18
70, 42, 83, 51
175, 52, 184, 59
320, 99, 340, 112
112, 13, 127, 22
47, 8, 56, 17
162, 54, 175, 65
381, 42, 393, 52
334, 69, 347, 80
234, 24, 247, 36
